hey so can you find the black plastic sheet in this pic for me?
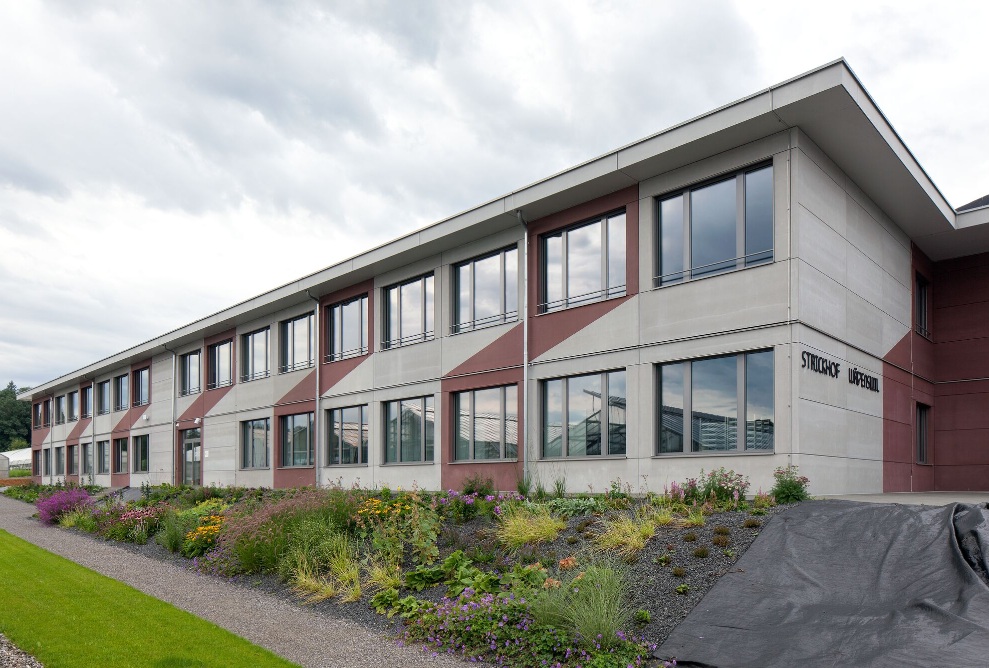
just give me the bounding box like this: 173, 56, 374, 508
655, 500, 989, 667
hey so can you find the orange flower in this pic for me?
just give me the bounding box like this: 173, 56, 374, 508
558, 557, 578, 571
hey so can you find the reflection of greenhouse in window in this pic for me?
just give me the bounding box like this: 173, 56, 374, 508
542, 371, 626, 458
384, 397, 434, 463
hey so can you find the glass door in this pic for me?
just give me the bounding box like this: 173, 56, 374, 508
182, 428, 201, 486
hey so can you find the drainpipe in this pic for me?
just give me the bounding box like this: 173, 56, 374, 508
515, 210, 530, 485
89, 379, 96, 483
162, 344, 177, 487
306, 289, 321, 488
47, 393, 54, 485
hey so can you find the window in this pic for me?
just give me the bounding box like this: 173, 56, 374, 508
327, 405, 369, 465
55, 395, 66, 424
33, 402, 42, 429
658, 350, 774, 454
81, 443, 93, 475
327, 296, 368, 361
113, 438, 128, 474
133, 368, 150, 406
54, 446, 64, 476
241, 418, 270, 469
42, 399, 51, 427
384, 396, 435, 463
180, 350, 202, 396
97, 381, 110, 415
113, 374, 129, 411
383, 275, 434, 348
542, 371, 626, 458
454, 248, 518, 333
97, 440, 110, 474
280, 413, 314, 467
32, 450, 40, 476
81, 386, 92, 419
916, 275, 931, 339
241, 329, 270, 382
132, 435, 149, 473
43, 449, 51, 476
540, 211, 626, 313
67, 391, 78, 421
67, 445, 78, 475
454, 386, 518, 460
657, 163, 773, 285
280, 313, 315, 372
208, 340, 233, 389
917, 403, 930, 465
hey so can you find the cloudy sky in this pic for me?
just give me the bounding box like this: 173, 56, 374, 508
2, 0, 987, 390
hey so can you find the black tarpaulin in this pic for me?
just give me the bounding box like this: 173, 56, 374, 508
655, 500, 989, 668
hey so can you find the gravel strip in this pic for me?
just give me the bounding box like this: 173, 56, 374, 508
0, 633, 44, 668
0, 496, 484, 668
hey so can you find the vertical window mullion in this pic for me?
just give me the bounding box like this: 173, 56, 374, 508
561, 231, 569, 309
499, 252, 506, 324
562, 378, 569, 458
500, 387, 506, 459
737, 354, 746, 451
601, 218, 609, 302
682, 193, 691, 280
468, 392, 475, 460
470, 261, 476, 329
736, 174, 745, 269
602, 373, 610, 456
683, 362, 693, 453
421, 397, 427, 461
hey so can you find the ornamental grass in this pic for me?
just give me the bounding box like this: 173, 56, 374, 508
496, 504, 566, 551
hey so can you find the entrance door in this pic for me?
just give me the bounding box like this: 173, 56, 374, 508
182, 428, 201, 486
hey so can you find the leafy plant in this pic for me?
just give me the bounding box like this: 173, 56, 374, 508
370, 587, 400, 615
547, 496, 601, 518
654, 554, 670, 566
771, 465, 810, 503
675, 583, 689, 595
634, 609, 651, 625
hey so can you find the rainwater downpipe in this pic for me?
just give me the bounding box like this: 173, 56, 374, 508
515, 210, 530, 485
89, 379, 96, 482
306, 289, 321, 488
162, 343, 177, 487
47, 393, 54, 485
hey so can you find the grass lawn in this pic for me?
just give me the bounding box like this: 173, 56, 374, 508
0, 530, 300, 668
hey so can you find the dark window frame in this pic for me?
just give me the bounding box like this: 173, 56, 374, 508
241, 328, 270, 382
326, 295, 369, 362
113, 374, 129, 412
383, 396, 435, 464
97, 381, 111, 415
327, 405, 369, 466
540, 370, 626, 459
54, 395, 66, 425
383, 274, 435, 349
133, 367, 150, 407
132, 434, 150, 473
453, 247, 519, 333
453, 385, 519, 461
81, 386, 92, 419
915, 274, 931, 339
97, 440, 110, 475
180, 350, 202, 396
67, 444, 78, 475
67, 391, 79, 422
241, 418, 270, 469
280, 413, 314, 468
207, 340, 234, 390
280, 313, 316, 373
916, 403, 931, 465
112, 438, 128, 474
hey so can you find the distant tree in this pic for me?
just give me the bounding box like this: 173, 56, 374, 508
0, 381, 32, 452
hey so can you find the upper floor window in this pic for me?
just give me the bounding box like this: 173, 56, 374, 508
280, 313, 315, 373
280, 413, 314, 467
540, 211, 626, 313
241, 329, 270, 382
113, 374, 129, 412
241, 418, 270, 469
327, 296, 368, 361
915, 274, 931, 339
327, 405, 369, 465
454, 248, 518, 333
67, 391, 78, 421
454, 385, 518, 461
54, 395, 66, 424
384, 274, 434, 349
133, 368, 150, 406
657, 163, 772, 285
97, 381, 110, 415
180, 351, 201, 396
42, 398, 51, 426
33, 402, 42, 429
542, 370, 626, 458
658, 349, 774, 454
208, 340, 233, 389
384, 396, 434, 463
81, 386, 92, 419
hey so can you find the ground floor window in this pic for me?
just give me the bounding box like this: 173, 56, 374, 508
54, 446, 64, 476
43, 449, 51, 476
113, 438, 128, 474
916, 403, 930, 464
454, 385, 518, 460
33, 450, 41, 476
97, 440, 110, 474
542, 371, 626, 458
384, 396, 434, 463
328, 405, 368, 465
241, 418, 270, 469
81, 443, 93, 475
132, 435, 149, 473
280, 413, 314, 467
658, 349, 774, 454
67, 445, 78, 475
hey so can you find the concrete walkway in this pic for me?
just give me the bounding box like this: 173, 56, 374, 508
0, 496, 480, 668
825, 491, 989, 505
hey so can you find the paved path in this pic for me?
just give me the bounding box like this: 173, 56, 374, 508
825, 491, 989, 505
0, 496, 479, 668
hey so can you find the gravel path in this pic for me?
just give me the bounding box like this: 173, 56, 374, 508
0, 633, 44, 668
0, 496, 481, 668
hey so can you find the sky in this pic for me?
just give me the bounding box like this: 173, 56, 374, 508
2, 0, 988, 390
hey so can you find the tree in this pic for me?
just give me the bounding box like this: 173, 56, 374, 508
0, 381, 32, 452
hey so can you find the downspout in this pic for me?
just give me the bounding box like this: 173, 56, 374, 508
47, 393, 54, 485
515, 210, 530, 485
162, 344, 177, 487
89, 379, 96, 483
306, 289, 321, 488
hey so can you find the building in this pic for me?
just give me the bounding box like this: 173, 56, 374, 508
18, 59, 989, 496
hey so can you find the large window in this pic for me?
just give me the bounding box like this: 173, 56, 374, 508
97, 440, 110, 474
55, 395, 66, 424
540, 211, 626, 313
383, 275, 434, 348
113, 438, 128, 474
113, 374, 129, 411
132, 435, 149, 473
384, 397, 434, 463
241, 418, 270, 469
133, 368, 150, 406
67, 445, 78, 475
97, 381, 110, 415
208, 340, 233, 389
180, 350, 201, 396
454, 248, 518, 333
917, 403, 930, 464
915, 275, 931, 339
657, 164, 773, 285
33, 402, 42, 429
454, 386, 518, 460
81, 386, 92, 419
327, 296, 368, 361
327, 405, 369, 465
241, 329, 270, 382
54, 446, 64, 476
658, 350, 774, 454
280, 413, 314, 467
542, 371, 626, 458
81, 442, 93, 475
67, 391, 78, 421
280, 313, 315, 372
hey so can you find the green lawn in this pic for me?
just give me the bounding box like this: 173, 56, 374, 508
0, 530, 300, 668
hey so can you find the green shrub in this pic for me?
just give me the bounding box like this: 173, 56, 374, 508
461, 474, 494, 497
547, 496, 601, 518
156, 510, 197, 553
634, 609, 651, 625
771, 465, 810, 503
